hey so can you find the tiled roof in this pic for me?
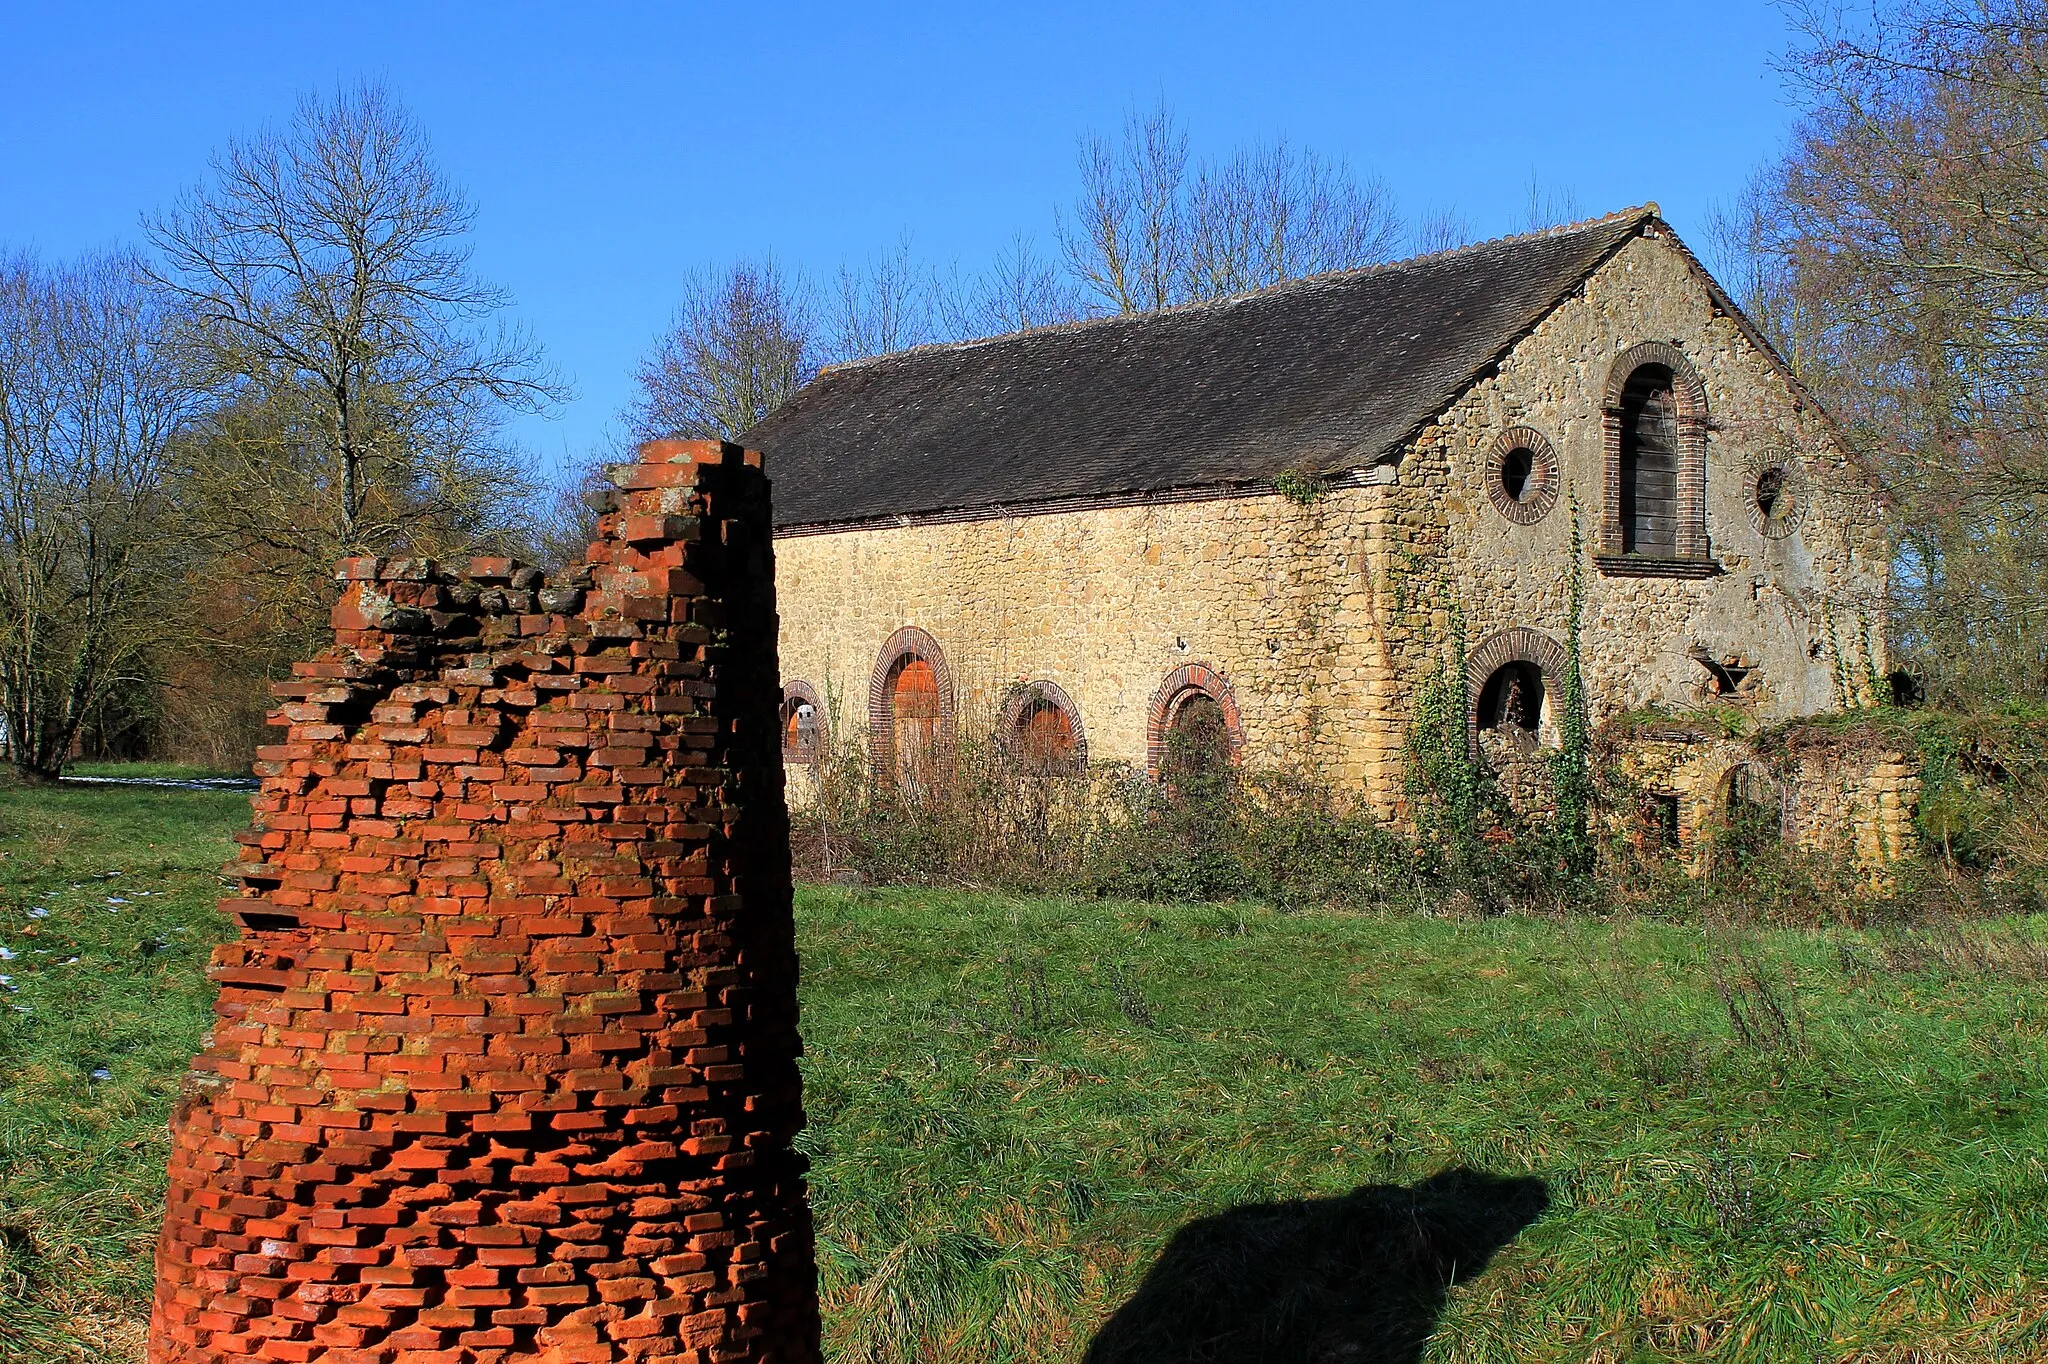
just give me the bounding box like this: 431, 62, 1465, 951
745, 208, 1656, 529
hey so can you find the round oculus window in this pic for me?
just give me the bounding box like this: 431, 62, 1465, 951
1742, 455, 1809, 539
1486, 426, 1559, 525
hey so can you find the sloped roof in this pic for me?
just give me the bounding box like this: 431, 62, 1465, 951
746, 208, 1657, 530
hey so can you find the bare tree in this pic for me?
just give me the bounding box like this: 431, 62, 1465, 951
1060, 105, 1406, 316
1726, 0, 2048, 700
830, 237, 937, 363
522, 432, 634, 573
1521, 175, 1584, 232
937, 235, 1088, 338
146, 83, 554, 561
1060, 104, 1194, 314
629, 259, 815, 441
0, 253, 196, 778
1185, 141, 1403, 296
1409, 206, 1476, 257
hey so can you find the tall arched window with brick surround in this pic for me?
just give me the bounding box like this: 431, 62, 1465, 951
1146, 663, 1244, 779
869, 627, 954, 787
1599, 342, 1713, 572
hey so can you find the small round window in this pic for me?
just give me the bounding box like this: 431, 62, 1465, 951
1743, 456, 1809, 539
1486, 427, 1559, 525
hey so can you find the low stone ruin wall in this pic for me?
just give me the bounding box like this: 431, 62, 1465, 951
148, 440, 820, 1364
1610, 722, 1921, 873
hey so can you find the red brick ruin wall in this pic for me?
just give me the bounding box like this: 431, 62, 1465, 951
149, 440, 821, 1364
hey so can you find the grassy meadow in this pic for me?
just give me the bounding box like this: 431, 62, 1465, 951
1, 780, 2045, 1361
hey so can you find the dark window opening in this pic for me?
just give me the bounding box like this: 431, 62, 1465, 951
1162, 691, 1230, 784
1688, 646, 1754, 698
1642, 793, 1681, 850
1500, 446, 1534, 501
1754, 466, 1784, 518
1620, 367, 1680, 557
1476, 661, 1544, 734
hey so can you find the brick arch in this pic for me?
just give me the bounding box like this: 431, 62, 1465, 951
1602, 340, 1708, 413
1465, 627, 1570, 752
1600, 341, 1711, 561
781, 679, 824, 764
1487, 425, 1561, 525
1145, 662, 1245, 777
995, 679, 1089, 772
869, 626, 955, 770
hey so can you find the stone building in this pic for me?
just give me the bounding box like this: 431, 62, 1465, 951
746, 207, 1892, 836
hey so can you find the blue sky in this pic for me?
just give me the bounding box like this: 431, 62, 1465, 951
1, 1, 1806, 474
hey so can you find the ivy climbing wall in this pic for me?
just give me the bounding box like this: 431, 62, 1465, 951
148, 440, 820, 1364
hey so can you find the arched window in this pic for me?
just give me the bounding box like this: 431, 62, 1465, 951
1163, 691, 1230, 782
1145, 663, 1244, 779
889, 658, 941, 785
868, 627, 953, 788
1464, 627, 1569, 755
1715, 762, 1781, 856
1599, 342, 1711, 570
1619, 366, 1680, 557
780, 681, 823, 765
997, 681, 1088, 776
1475, 660, 1544, 736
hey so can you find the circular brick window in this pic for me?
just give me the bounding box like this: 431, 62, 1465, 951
1743, 455, 1809, 539
1486, 427, 1559, 525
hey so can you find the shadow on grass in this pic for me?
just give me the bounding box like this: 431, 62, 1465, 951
1084, 1168, 1549, 1364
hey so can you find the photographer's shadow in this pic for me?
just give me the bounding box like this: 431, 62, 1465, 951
1084, 1168, 1548, 1364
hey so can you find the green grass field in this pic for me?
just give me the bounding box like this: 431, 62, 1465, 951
2, 781, 2045, 1361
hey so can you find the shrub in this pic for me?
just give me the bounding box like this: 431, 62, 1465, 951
785, 701, 2034, 925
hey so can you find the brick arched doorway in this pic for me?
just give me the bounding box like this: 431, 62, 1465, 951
1464, 627, 1570, 755
1146, 663, 1245, 779
996, 680, 1088, 775
869, 627, 954, 788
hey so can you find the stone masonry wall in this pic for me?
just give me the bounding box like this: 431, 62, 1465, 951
1423, 230, 1891, 730
775, 486, 1386, 790
1609, 727, 1921, 875
149, 441, 820, 1364
772, 225, 1891, 821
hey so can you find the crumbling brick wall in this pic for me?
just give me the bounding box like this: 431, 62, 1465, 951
149, 440, 821, 1364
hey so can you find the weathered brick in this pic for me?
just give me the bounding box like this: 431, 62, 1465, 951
149, 440, 819, 1364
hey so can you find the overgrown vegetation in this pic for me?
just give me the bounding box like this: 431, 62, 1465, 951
790, 687, 2048, 930
4, 783, 2046, 1361
789, 720, 1434, 913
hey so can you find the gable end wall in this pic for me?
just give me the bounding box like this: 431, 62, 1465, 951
1405, 231, 1889, 735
